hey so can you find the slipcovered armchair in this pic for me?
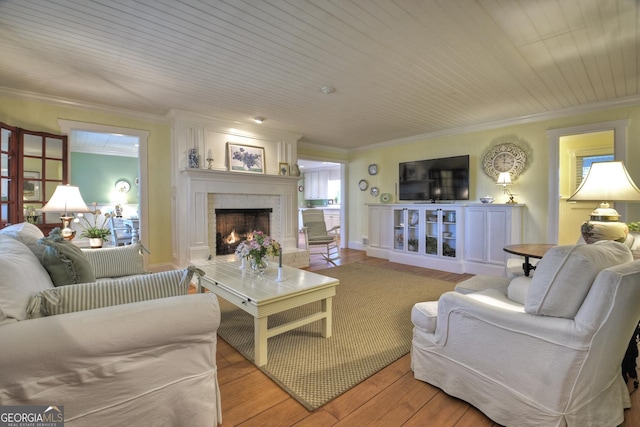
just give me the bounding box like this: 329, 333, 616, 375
302, 208, 340, 264
411, 241, 640, 427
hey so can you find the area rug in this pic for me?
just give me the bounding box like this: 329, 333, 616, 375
216, 262, 456, 410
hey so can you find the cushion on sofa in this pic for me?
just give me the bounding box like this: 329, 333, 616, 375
525, 241, 632, 319
507, 276, 531, 305
0, 222, 46, 259
39, 237, 96, 286
0, 234, 53, 323
26, 269, 194, 318
82, 244, 146, 278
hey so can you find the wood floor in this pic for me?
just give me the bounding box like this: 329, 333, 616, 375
215, 248, 640, 427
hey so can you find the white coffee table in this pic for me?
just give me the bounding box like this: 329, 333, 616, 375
193, 255, 339, 366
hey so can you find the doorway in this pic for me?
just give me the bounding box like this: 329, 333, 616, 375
297, 159, 346, 249
57, 120, 149, 251
547, 119, 628, 244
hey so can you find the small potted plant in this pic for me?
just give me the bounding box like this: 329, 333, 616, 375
74, 203, 113, 248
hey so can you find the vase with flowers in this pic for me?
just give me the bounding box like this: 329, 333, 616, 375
236, 230, 281, 274
74, 203, 114, 248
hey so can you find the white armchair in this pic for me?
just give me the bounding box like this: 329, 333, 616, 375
411, 241, 640, 427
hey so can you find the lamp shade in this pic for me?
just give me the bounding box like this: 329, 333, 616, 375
568, 161, 640, 202
496, 172, 512, 185
40, 185, 91, 215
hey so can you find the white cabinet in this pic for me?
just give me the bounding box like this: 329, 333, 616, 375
304, 171, 329, 199
368, 203, 523, 276
367, 205, 393, 257
388, 204, 463, 273
324, 210, 340, 230
464, 205, 523, 275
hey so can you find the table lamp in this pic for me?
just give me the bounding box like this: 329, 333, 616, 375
496, 172, 517, 204
568, 161, 640, 243
40, 184, 91, 240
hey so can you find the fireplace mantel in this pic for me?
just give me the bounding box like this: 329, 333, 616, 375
174, 168, 299, 266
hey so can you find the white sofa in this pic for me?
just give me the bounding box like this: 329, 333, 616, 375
411, 241, 640, 427
0, 223, 222, 426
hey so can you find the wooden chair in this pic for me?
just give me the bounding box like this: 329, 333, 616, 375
301, 209, 340, 264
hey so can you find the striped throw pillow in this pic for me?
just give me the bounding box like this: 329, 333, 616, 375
82, 244, 146, 278
26, 268, 202, 318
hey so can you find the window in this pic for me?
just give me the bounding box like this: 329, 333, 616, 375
575, 154, 614, 189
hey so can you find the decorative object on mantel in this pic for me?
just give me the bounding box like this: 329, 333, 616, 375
206, 148, 214, 169
279, 162, 290, 176
497, 172, 517, 204
568, 161, 640, 244
188, 148, 200, 168
290, 163, 301, 177
235, 230, 281, 275
483, 142, 527, 181
227, 142, 265, 174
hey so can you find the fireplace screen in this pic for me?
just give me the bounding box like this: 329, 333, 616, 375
215, 208, 272, 255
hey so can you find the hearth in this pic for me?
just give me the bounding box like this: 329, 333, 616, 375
215, 208, 272, 255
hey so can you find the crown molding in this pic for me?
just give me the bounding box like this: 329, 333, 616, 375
0, 87, 167, 123
350, 94, 640, 153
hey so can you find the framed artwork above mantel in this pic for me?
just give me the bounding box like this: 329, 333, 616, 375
227, 142, 265, 174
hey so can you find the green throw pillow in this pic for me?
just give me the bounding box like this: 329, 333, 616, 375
38, 236, 96, 286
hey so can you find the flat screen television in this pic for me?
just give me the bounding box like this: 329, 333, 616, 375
398, 155, 469, 201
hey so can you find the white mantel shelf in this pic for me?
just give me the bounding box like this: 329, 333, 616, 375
180, 168, 300, 184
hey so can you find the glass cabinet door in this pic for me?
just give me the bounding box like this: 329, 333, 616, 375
406, 208, 420, 253
441, 209, 457, 258
393, 208, 405, 250
425, 208, 439, 255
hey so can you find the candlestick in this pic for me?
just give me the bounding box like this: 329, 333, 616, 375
275, 266, 285, 282
279, 250, 282, 267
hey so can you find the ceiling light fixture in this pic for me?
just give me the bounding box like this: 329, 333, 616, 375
253, 117, 265, 124
320, 86, 335, 95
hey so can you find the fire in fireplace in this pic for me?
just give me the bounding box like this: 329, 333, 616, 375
215, 208, 272, 255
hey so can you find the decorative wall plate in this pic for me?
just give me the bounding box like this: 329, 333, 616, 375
380, 193, 392, 203
115, 179, 131, 193
482, 143, 527, 180
358, 179, 369, 191
370, 186, 379, 196
368, 164, 378, 175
